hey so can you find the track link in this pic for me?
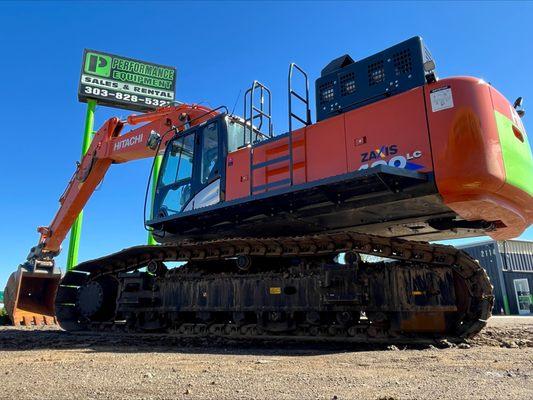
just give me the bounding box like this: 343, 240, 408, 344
55, 232, 494, 342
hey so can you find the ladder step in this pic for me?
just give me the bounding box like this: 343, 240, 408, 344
290, 113, 308, 125
290, 90, 307, 103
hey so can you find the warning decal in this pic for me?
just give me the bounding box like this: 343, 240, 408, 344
430, 86, 454, 112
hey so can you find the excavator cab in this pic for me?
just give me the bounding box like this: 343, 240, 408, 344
154, 116, 224, 219
150, 81, 273, 235
152, 113, 269, 224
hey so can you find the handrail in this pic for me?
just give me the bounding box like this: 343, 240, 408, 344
243, 80, 273, 146
288, 63, 311, 185
288, 63, 311, 134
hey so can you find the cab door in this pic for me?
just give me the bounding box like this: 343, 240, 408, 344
183, 120, 222, 211
153, 117, 224, 220
154, 131, 197, 218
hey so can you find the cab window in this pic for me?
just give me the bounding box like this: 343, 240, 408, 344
226, 117, 268, 152
200, 122, 219, 184
227, 118, 246, 152
156, 133, 195, 216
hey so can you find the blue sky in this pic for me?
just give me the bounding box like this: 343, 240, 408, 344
0, 1, 532, 288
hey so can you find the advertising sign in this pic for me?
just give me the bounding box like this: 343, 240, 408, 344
79, 49, 176, 112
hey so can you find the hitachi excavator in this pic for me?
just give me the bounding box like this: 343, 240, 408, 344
5, 37, 532, 343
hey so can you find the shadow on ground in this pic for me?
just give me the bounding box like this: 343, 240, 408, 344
0, 327, 437, 356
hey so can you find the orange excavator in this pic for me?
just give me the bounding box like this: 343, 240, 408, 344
5, 37, 532, 343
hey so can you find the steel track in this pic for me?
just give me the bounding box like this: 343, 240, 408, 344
55, 232, 494, 342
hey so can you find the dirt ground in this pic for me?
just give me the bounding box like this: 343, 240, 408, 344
0, 317, 531, 400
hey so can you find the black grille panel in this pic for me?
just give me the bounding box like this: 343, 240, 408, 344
315, 36, 433, 121
340, 72, 356, 96
393, 49, 412, 76
319, 81, 335, 105
368, 61, 385, 86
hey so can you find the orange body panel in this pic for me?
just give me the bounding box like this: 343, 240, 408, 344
292, 129, 307, 185
344, 87, 432, 174
305, 115, 348, 181
226, 147, 252, 201
426, 77, 532, 239
250, 128, 306, 195
251, 137, 287, 194
227, 87, 434, 199
226, 78, 532, 240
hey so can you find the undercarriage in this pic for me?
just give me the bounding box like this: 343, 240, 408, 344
55, 232, 493, 343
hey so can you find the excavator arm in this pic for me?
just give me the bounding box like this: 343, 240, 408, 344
5, 103, 216, 325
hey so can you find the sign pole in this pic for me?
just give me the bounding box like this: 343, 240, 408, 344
147, 155, 162, 245
66, 99, 97, 270
77, 48, 176, 252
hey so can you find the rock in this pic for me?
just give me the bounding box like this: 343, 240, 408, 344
143, 372, 154, 379
439, 339, 456, 348
184, 389, 190, 395
387, 345, 399, 351
516, 339, 532, 348
255, 359, 271, 364
458, 343, 471, 349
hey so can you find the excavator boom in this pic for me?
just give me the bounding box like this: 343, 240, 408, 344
5, 104, 216, 325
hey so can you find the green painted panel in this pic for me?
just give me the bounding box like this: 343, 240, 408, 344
503, 294, 511, 315
494, 110, 533, 196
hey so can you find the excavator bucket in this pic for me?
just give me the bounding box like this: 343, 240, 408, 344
4, 266, 61, 326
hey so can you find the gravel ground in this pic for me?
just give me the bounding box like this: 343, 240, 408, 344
0, 316, 531, 400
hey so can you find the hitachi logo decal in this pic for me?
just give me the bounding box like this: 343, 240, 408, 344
358, 144, 424, 171
113, 134, 144, 151
360, 145, 398, 162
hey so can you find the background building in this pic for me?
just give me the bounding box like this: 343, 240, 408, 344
459, 240, 533, 315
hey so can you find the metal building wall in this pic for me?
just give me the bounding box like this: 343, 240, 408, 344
460, 242, 507, 314
460, 240, 533, 315
497, 240, 533, 272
